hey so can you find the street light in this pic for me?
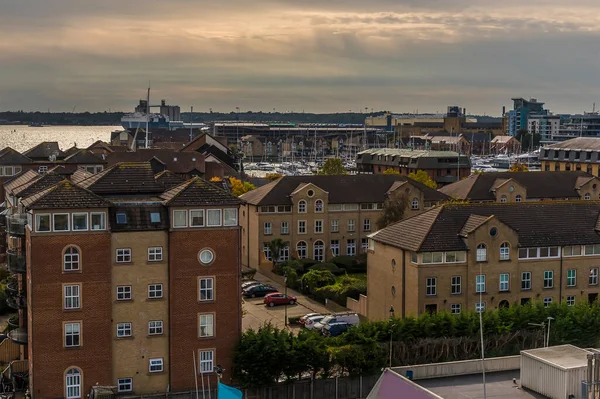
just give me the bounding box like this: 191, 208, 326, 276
528, 322, 547, 347
389, 306, 395, 367
547, 317, 554, 347
284, 272, 288, 328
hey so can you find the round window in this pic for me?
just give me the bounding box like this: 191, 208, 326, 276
391, 259, 396, 271
489, 227, 498, 238
199, 249, 215, 265
391, 286, 396, 297
509, 185, 514, 192
307, 189, 314, 197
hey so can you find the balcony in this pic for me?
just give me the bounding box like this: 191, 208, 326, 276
6, 215, 27, 236
6, 250, 26, 274
7, 328, 28, 345
6, 293, 26, 310
7, 315, 18, 330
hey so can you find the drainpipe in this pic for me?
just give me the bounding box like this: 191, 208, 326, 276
401, 249, 406, 318
559, 246, 564, 304
167, 225, 172, 391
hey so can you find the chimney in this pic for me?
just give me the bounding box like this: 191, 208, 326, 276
502, 106, 506, 116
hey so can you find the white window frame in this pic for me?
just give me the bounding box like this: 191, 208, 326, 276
450, 304, 461, 314
315, 199, 324, 213
451, 276, 461, 295
522, 272, 532, 290
500, 195, 507, 203
297, 220, 306, 234
148, 247, 163, 262
475, 302, 485, 313
71, 213, 88, 231
331, 219, 339, 233
585, 244, 600, 256
346, 239, 356, 256
53, 213, 70, 232
313, 241, 324, 262
173, 209, 188, 228
64, 322, 81, 347
65, 368, 81, 399
149, 358, 164, 373
590, 268, 599, 285
363, 219, 371, 232
64, 285, 81, 310
279, 246, 290, 261
422, 252, 443, 264
347, 219, 355, 232
567, 269, 576, 287
499, 243, 510, 260
117, 378, 133, 393
296, 241, 307, 259
148, 320, 164, 335
426, 277, 437, 296
116, 248, 132, 263
280, 221, 289, 235
264, 222, 272, 235
148, 284, 163, 299
117, 286, 132, 301
330, 240, 340, 257
567, 296, 576, 306
476, 244, 487, 262
476, 275, 486, 293
543, 270, 554, 288
206, 209, 222, 227
298, 200, 307, 214
90, 212, 106, 230
190, 209, 205, 227
563, 245, 582, 257
117, 322, 132, 337
263, 243, 272, 261
223, 208, 238, 226
314, 220, 323, 233
199, 314, 214, 337
199, 277, 214, 301
499, 273, 509, 292
63, 247, 80, 271
543, 297, 553, 307
35, 213, 51, 232
199, 350, 214, 374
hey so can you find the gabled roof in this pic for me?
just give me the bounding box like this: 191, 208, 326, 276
154, 170, 186, 189
22, 142, 65, 160
21, 180, 111, 210
77, 162, 165, 194
87, 140, 115, 153
105, 149, 205, 174
0, 147, 32, 165
439, 171, 594, 201
459, 214, 492, 237
3, 170, 39, 194
12, 172, 65, 198
370, 207, 443, 252
491, 136, 516, 143
63, 146, 80, 157
160, 176, 241, 207
64, 149, 106, 164
70, 169, 94, 185
239, 175, 449, 206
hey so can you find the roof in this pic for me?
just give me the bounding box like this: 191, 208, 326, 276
439, 171, 595, 201
63, 149, 106, 164
160, 176, 242, 207
77, 162, 165, 194
63, 146, 80, 157
371, 202, 600, 252
0, 147, 32, 165
22, 141, 65, 159
491, 136, 516, 143
70, 169, 94, 185
239, 175, 449, 206
12, 172, 65, 198
3, 170, 39, 194
521, 345, 590, 371
367, 369, 443, 399
545, 137, 600, 151
87, 140, 115, 153
154, 170, 186, 189
106, 149, 205, 174
21, 180, 111, 210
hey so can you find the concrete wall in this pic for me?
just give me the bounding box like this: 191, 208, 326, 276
392, 356, 520, 380
346, 294, 368, 318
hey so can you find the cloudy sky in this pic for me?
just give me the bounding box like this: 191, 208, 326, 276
1, 0, 600, 115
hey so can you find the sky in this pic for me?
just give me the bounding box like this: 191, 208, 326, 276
1, 0, 600, 115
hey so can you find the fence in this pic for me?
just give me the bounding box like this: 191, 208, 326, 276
391, 355, 521, 380
0, 339, 21, 365
346, 295, 367, 318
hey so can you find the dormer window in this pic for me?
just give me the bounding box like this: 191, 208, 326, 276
150, 212, 161, 223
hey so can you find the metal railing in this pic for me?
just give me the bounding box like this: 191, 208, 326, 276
6, 250, 26, 274
5, 216, 26, 236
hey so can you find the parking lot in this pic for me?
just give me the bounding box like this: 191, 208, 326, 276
242, 272, 331, 332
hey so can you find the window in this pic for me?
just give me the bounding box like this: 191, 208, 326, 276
426, 277, 437, 296
148, 284, 163, 299
117, 286, 132, 301
361, 238, 369, 253
264, 222, 272, 235
199, 278, 214, 301
64, 247, 80, 271
421, 252, 443, 264
116, 212, 127, 225
585, 244, 600, 256
173, 210, 187, 228
117, 378, 133, 393
445, 251, 466, 263
277, 205, 292, 213
298, 220, 306, 234
117, 322, 132, 337
567, 296, 576, 306
564, 246, 582, 256
148, 247, 163, 262
314, 240, 324, 262
500, 195, 507, 203
363, 219, 371, 232
313, 220, 322, 233
190, 210, 205, 227
207, 209, 222, 226
150, 212, 161, 223
499, 273, 509, 292
149, 358, 164, 373
451, 276, 461, 295
64, 285, 80, 310
199, 249, 214, 265
297, 241, 307, 259
90, 212, 106, 230
543, 297, 553, 307
260, 206, 275, 213
369, 239, 375, 251
585, 193, 592, 200
346, 239, 356, 256
331, 240, 340, 257
411, 198, 419, 210
72, 213, 88, 231
223, 208, 238, 226
347, 219, 355, 232
590, 268, 599, 285
116, 248, 131, 263
199, 314, 214, 337
475, 302, 485, 313
331, 219, 339, 232
54, 213, 69, 231
263, 243, 272, 261
35, 214, 51, 232
543, 271, 553, 288
38, 165, 48, 173
515, 195, 522, 202
315, 200, 324, 213
280, 221, 289, 235
476, 244, 487, 262
521, 272, 531, 290
329, 204, 343, 212
64, 323, 81, 347
567, 269, 576, 287
149, 320, 163, 335
476, 275, 486, 293
360, 203, 374, 210
199, 350, 214, 373
65, 368, 81, 399
279, 246, 289, 261
451, 304, 461, 314
298, 200, 307, 213
500, 243, 510, 260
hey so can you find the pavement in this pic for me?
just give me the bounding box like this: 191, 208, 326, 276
242, 272, 332, 332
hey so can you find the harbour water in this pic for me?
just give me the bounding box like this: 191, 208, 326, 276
0, 125, 120, 152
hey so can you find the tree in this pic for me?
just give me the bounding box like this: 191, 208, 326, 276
407, 170, 437, 189
317, 158, 348, 175
265, 173, 283, 181
300, 270, 336, 294
267, 238, 289, 269
376, 193, 409, 229
509, 162, 529, 172
382, 168, 400, 175
209, 176, 222, 182
229, 177, 256, 196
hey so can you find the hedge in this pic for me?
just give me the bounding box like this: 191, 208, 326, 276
308, 262, 344, 275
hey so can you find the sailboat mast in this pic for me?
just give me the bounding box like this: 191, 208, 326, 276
145, 85, 150, 149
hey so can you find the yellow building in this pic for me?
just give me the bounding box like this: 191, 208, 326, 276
541, 137, 600, 176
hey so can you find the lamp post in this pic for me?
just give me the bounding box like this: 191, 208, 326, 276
284, 273, 288, 328
528, 322, 547, 347
389, 306, 395, 368
547, 316, 554, 347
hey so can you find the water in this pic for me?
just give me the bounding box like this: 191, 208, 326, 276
0, 125, 121, 152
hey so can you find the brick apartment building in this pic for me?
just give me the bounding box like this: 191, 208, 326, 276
2, 162, 242, 398
366, 202, 600, 321
239, 175, 448, 273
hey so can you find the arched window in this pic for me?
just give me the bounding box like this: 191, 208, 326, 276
314, 240, 324, 262
515, 195, 522, 202
476, 244, 487, 262
500, 242, 510, 260
500, 195, 507, 203
315, 200, 324, 213
585, 193, 591, 200
64, 247, 80, 271
411, 198, 419, 210
298, 200, 307, 214
296, 241, 307, 259
65, 368, 82, 399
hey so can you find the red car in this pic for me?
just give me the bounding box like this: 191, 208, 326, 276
264, 292, 297, 307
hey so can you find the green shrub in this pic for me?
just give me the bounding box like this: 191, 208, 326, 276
301, 270, 336, 294
299, 258, 318, 269
309, 262, 344, 275
331, 255, 367, 273
282, 267, 300, 290
314, 276, 367, 305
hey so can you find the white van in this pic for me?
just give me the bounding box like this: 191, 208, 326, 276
313, 312, 360, 331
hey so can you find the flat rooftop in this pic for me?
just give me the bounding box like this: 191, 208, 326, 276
521, 344, 590, 370
417, 371, 546, 399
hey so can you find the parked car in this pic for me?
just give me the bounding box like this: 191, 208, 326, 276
241, 281, 262, 290
323, 322, 351, 337
299, 313, 322, 326
264, 292, 297, 307
242, 284, 278, 298
304, 315, 325, 330
313, 312, 360, 331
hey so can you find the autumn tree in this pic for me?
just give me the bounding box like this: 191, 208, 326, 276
509, 162, 529, 172
382, 168, 400, 175
229, 177, 256, 196
407, 170, 437, 189
209, 176, 223, 182
265, 173, 283, 181
317, 158, 348, 175
376, 194, 409, 229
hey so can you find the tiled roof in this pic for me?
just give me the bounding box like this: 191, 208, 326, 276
0, 147, 32, 165
372, 202, 600, 252
161, 176, 242, 207
64, 149, 106, 164
439, 171, 594, 201
3, 170, 39, 194
63, 146, 80, 157
12, 172, 65, 198
491, 136, 515, 143
545, 137, 600, 151
87, 140, 114, 153
70, 169, 94, 185
22, 142, 65, 160
154, 170, 186, 189
106, 149, 205, 174
77, 162, 165, 194
459, 214, 491, 236
239, 175, 448, 206
21, 180, 111, 210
